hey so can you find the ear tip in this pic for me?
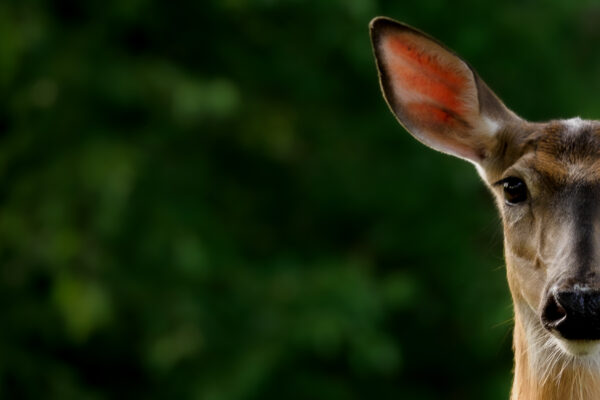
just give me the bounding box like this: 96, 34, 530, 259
369, 17, 388, 30
369, 17, 399, 48
369, 17, 396, 34
369, 17, 413, 34
369, 18, 424, 49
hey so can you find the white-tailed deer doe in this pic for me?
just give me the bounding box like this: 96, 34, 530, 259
370, 17, 600, 400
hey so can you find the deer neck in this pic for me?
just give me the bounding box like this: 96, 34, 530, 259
511, 302, 600, 400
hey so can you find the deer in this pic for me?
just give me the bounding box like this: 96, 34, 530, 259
369, 16, 600, 400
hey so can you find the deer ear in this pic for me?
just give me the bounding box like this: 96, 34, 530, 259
370, 17, 518, 163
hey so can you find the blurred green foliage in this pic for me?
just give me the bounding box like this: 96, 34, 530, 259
2, 1, 600, 399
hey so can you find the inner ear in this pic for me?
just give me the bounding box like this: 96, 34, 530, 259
370, 18, 517, 164
383, 33, 476, 129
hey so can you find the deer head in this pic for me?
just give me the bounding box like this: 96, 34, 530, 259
370, 17, 600, 400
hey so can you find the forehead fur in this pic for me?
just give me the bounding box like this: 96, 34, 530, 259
493, 118, 600, 184
531, 119, 600, 184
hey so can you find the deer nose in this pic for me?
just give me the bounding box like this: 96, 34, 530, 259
541, 288, 600, 340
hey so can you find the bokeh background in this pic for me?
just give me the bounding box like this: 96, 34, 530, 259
2, 1, 600, 399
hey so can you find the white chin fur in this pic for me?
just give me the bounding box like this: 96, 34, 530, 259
554, 336, 600, 357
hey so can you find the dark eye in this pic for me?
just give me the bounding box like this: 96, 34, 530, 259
502, 177, 528, 205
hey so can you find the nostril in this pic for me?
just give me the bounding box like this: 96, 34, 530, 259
541, 289, 600, 340
541, 292, 567, 329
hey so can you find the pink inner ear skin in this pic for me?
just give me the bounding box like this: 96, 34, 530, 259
405, 102, 478, 160
406, 103, 463, 129
386, 36, 468, 118
392, 63, 464, 114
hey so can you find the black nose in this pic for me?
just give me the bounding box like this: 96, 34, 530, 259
541, 288, 600, 340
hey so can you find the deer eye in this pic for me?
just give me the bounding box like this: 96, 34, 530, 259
502, 177, 528, 205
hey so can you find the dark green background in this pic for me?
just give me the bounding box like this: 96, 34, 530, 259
2, 1, 599, 399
